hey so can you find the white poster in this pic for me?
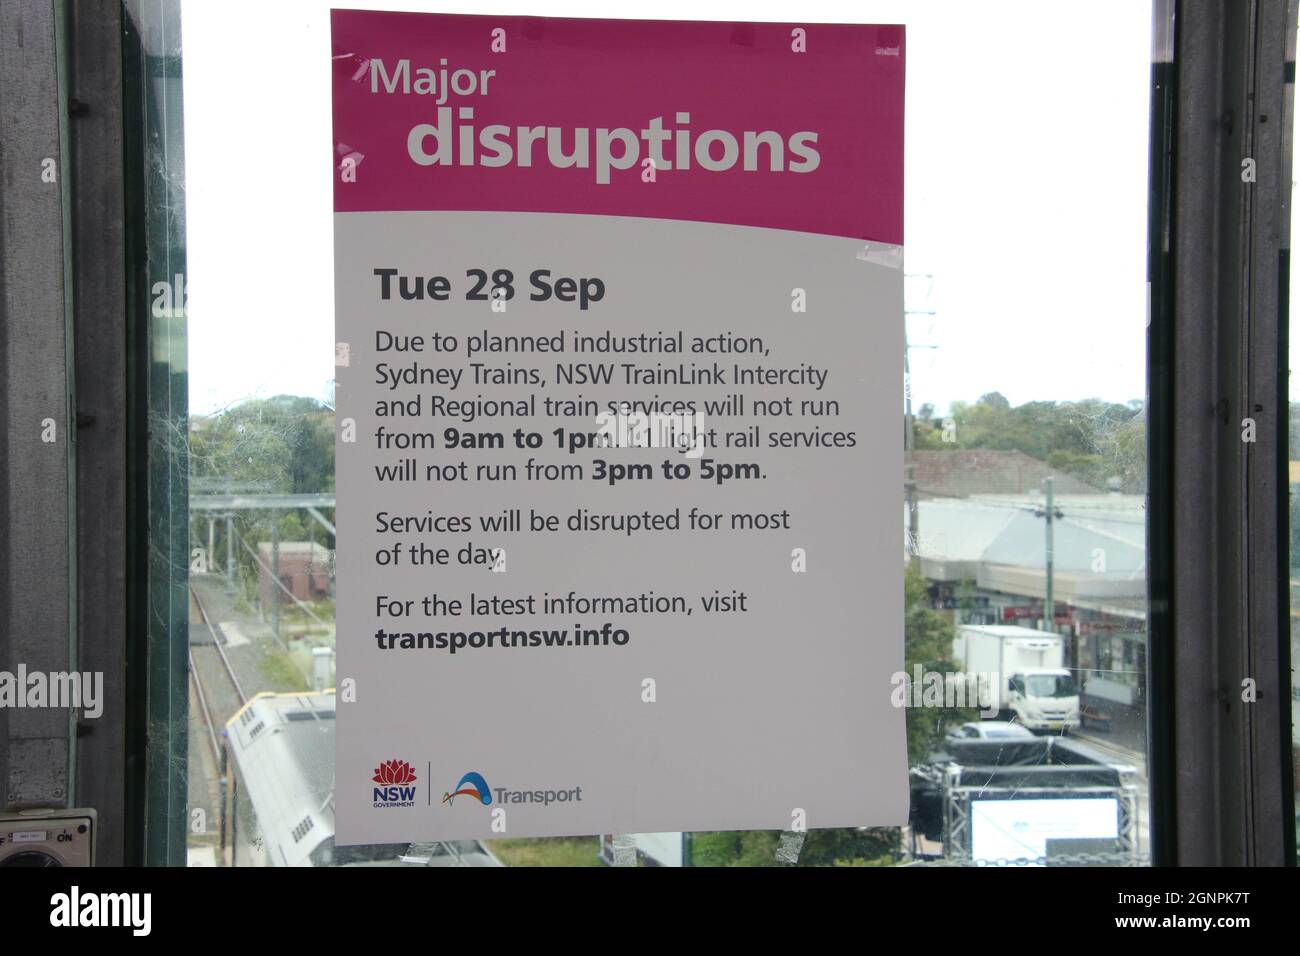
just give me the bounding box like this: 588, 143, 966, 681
331, 10, 907, 843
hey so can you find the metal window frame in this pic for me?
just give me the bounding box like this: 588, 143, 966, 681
1147, 0, 1297, 866
0, 0, 186, 867
67, 0, 129, 869
0, 0, 78, 820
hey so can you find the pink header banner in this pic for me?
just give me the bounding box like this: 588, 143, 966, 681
331, 11, 904, 244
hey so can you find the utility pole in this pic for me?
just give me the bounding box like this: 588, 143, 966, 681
904, 340, 919, 568
226, 514, 235, 587
903, 273, 937, 569
271, 511, 281, 640
1041, 477, 1057, 632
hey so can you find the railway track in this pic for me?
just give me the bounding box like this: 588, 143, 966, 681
189, 583, 248, 762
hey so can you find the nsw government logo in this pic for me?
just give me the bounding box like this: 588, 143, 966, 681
442, 771, 492, 807
372, 758, 418, 808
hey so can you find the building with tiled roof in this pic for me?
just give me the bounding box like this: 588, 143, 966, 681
907, 449, 1098, 499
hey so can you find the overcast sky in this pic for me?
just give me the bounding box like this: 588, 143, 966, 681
182, 0, 1159, 416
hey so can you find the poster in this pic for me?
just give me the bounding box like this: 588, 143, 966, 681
331, 10, 906, 843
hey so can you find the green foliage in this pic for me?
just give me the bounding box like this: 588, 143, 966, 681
914, 393, 1146, 492
486, 837, 602, 867
688, 827, 897, 867
189, 396, 336, 607
903, 564, 974, 763
688, 830, 779, 867
258, 646, 309, 692
190, 394, 335, 494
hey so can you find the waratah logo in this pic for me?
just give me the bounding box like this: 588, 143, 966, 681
372, 759, 418, 808
442, 771, 492, 806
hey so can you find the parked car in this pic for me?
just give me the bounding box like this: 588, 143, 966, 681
947, 721, 1035, 742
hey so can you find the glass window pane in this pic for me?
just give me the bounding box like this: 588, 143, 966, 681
163, 0, 1157, 866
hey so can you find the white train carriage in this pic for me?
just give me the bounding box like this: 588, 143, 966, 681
221, 691, 500, 867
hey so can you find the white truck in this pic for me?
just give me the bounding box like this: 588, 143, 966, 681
953, 625, 1080, 733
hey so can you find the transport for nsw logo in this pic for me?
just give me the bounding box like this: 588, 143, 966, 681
442, 771, 492, 807
372, 758, 418, 807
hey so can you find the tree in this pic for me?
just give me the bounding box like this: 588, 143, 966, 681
688, 827, 897, 867
912, 393, 1147, 493
903, 564, 974, 763
190, 395, 335, 493
189, 395, 336, 605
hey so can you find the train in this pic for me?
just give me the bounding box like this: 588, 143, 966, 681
220, 690, 500, 867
